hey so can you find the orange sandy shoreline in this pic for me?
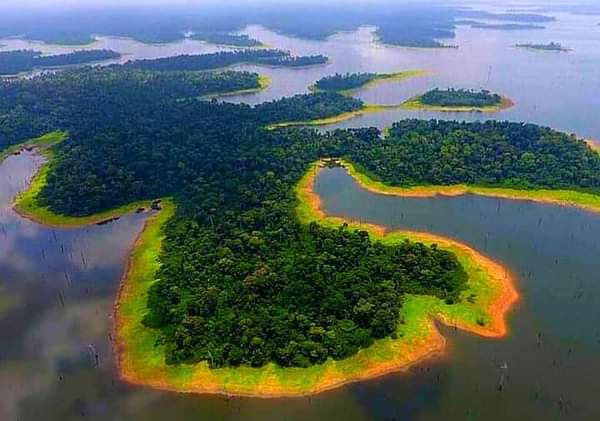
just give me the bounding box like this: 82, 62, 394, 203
585, 139, 600, 153
112, 205, 448, 397
302, 165, 519, 337
110, 165, 518, 398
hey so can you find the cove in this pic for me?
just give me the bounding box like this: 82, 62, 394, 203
312, 165, 600, 419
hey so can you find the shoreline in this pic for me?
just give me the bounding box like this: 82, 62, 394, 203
299, 162, 518, 336
266, 95, 514, 129
400, 95, 514, 113
200, 74, 271, 100
112, 161, 518, 398
266, 103, 399, 129
585, 139, 600, 154
309, 70, 429, 96
339, 159, 600, 214
5, 132, 167, 229
11, 152, 158, 229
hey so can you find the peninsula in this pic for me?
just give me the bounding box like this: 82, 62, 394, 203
0, 49, 121, 75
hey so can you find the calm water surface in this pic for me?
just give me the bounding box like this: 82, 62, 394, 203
314, 167, 600, 420
2, 11, 600, 139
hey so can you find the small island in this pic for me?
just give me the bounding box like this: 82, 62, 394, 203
516, 42, 571, 52
402, 88, 513, 112
189, 32, 263, 47
470, 23, 545, 31
311, 70, 427, 94
266, 70, 427, 128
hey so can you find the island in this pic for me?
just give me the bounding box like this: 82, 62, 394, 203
470, 23, 545, 31
516, 42, 571, 52
4, 58, 600, 396
0, 49, 121, 75
310, 70, 428, 94
189, 32, 263, 47
268, 70, 428, 128
125, 49, 329, 72
401, 88, 514, 112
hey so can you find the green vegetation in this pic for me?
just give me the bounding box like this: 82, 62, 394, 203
1, 64, 468, 370
348, 120, 600, 194
419, 88, 502, 107
146, 218, 465, 368
0, 49, 120, 75
0, 68, 272, 153
8, 130, 155, 227
6, 59, 595, 380
311, 70, 426, 94
201, 74, 272, 99
401, 89, 512, 112
190, 32, 263, 47
0, 130, 66, 163
266, 104, 392, 129
470, 23, 544, 30
115, 166, 510, 396
125, 50, 328, 72
516, 42, 571, 52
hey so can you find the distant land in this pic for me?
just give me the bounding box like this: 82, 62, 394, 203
0, 4, 556, 49
470, 23, 545, 30
516, 42, 571, 52
124, 50, 328, 72
189, 32, 263, 47
456, 10, 556, 23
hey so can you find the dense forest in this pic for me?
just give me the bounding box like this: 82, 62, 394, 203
125, 50, 327, 72
419, 88, 503, 107
0, 67, 266, 150
189, 32, 262, 47
313, 73, 379, 92
0, 62, 361, 154
4, 62, 597, 368
347, 119, 600, 191
0, 49, 120, 75
0, 64, 470, 368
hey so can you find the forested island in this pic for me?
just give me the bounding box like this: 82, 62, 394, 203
470, 23, 544, 31
4, 56, 599, 394
189, 32, 263, 47
312, 71, 426, 94
516, 42, 571, 52
402, 88, 513, 112
125, 50, 328, 72
0, 49, 120, 75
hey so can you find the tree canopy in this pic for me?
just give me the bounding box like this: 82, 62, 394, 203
4, 60, 596, 369
419, 88, 502, 107
0, 49, 120, 75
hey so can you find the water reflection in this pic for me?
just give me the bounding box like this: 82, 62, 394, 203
315, 166, 600, 419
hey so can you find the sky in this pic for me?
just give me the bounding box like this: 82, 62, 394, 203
4, 0, 446, 7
